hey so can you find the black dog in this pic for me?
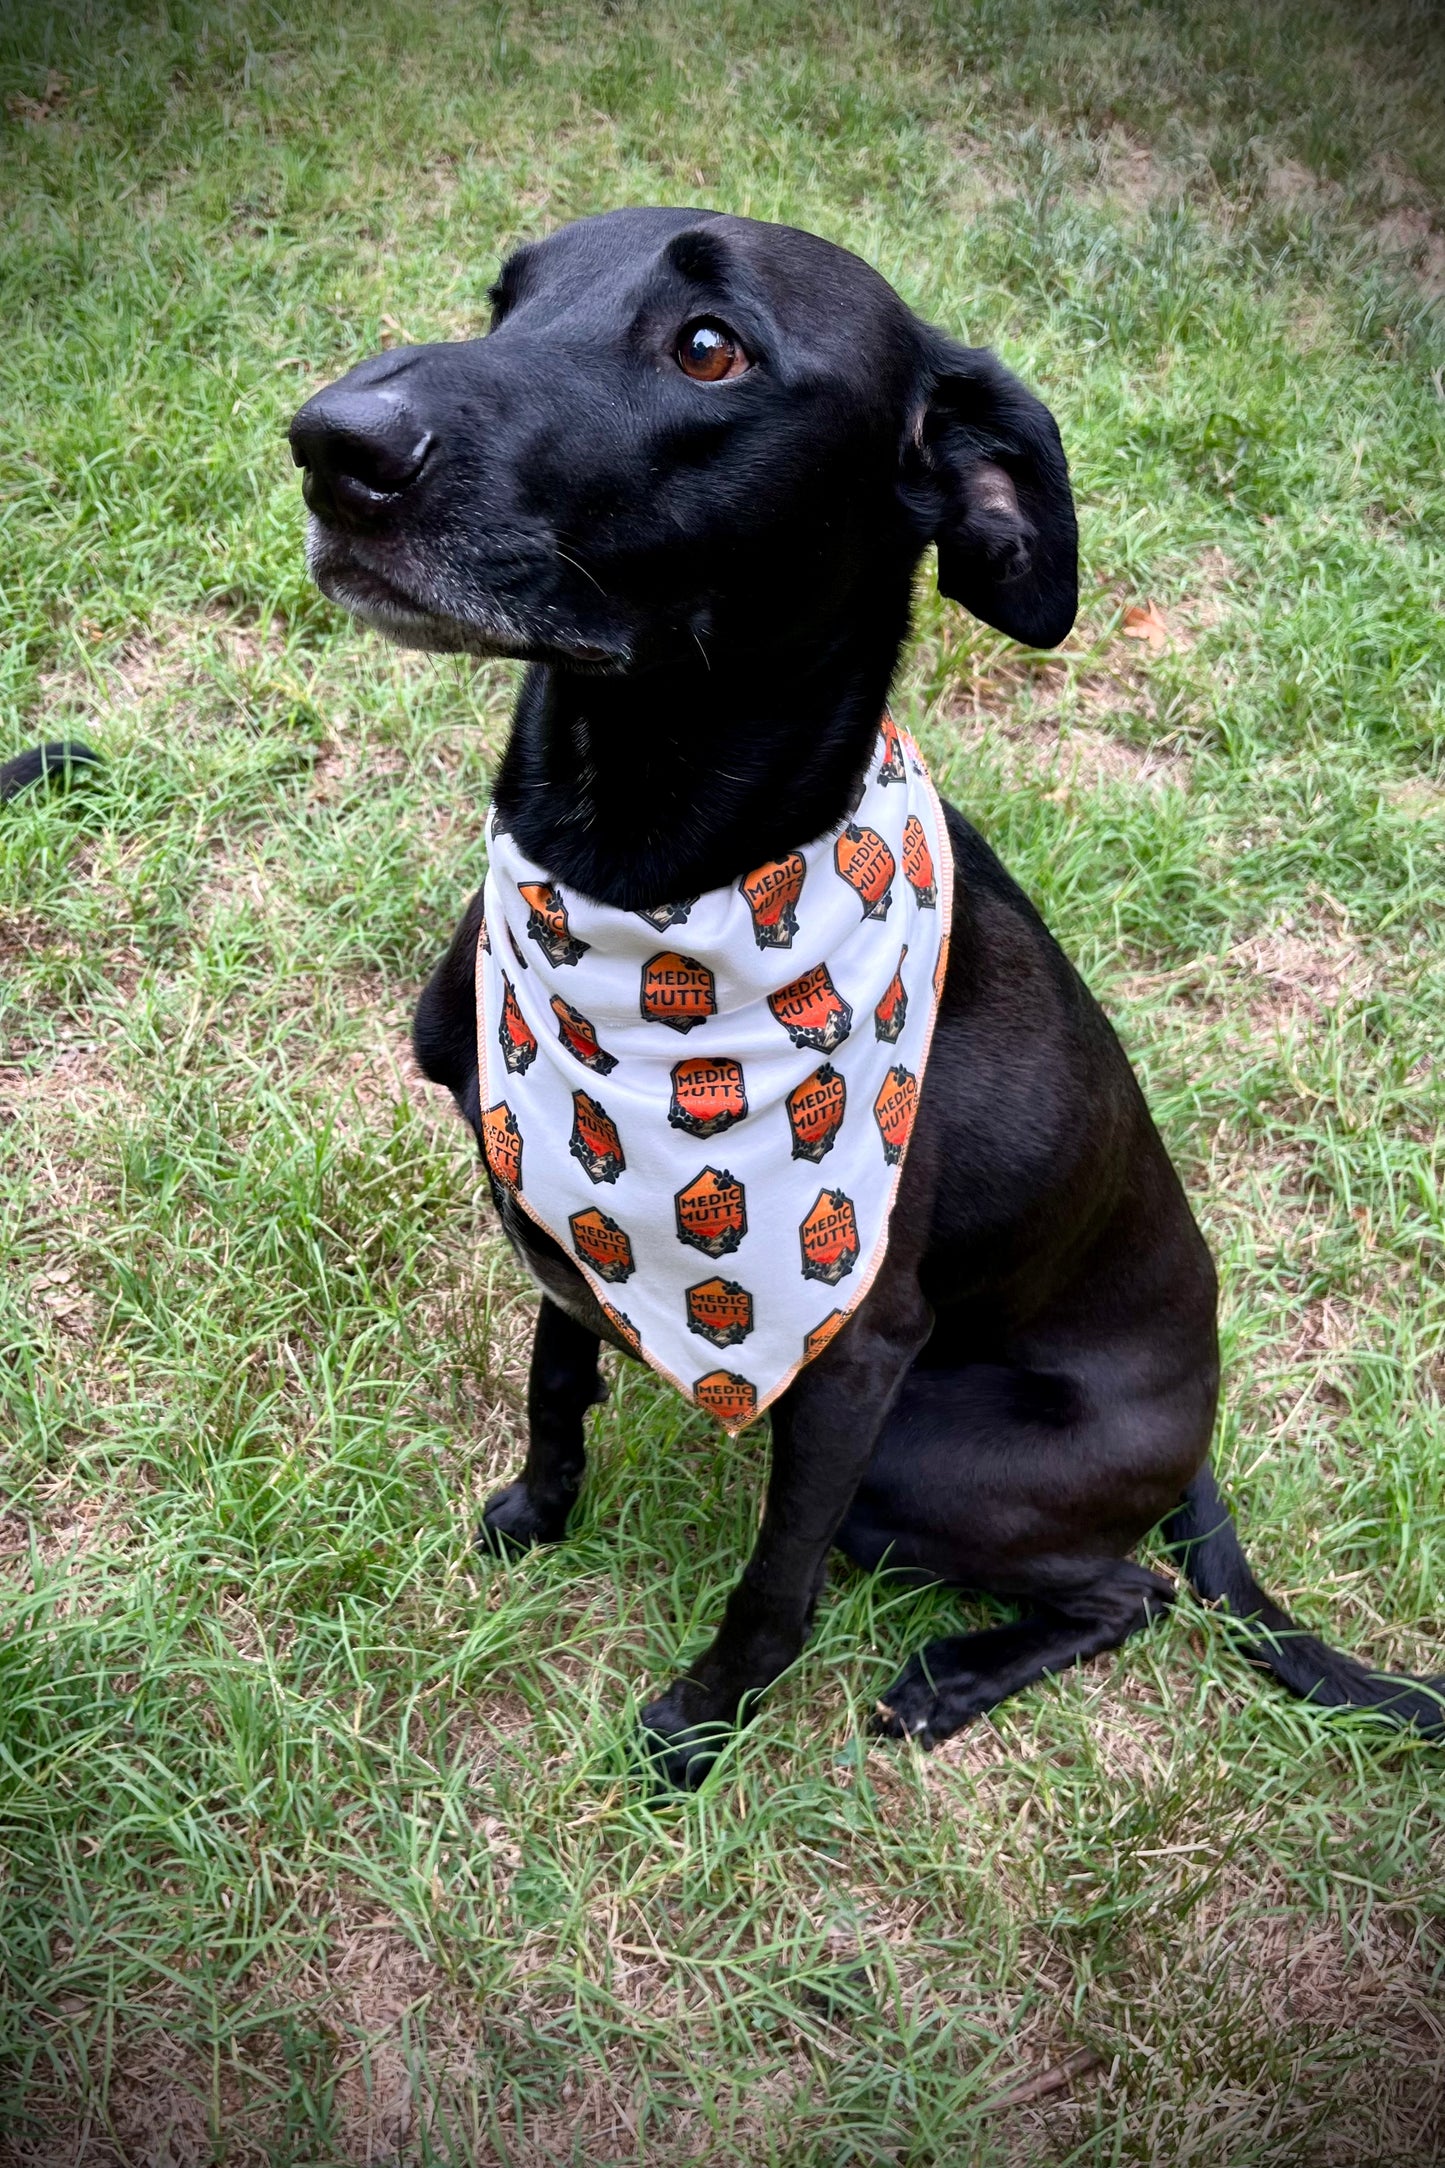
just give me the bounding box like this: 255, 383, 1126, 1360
290, 208, 1442, 1784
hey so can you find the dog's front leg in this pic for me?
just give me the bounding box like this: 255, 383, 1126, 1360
640, 1278, 930, 1788
478, 1297, 603, 1551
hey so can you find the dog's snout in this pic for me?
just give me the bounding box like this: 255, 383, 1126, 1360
289, 385, 433, 528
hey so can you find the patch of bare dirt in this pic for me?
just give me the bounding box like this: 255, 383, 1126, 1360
1262, 155, 1340, 214
320, 1908, 441, 2160
1074, 1670, 1187, 1787
2, 1070, 138, 1383
1045, 719, 1190, 793
2, 1029, 126, 1120
1185, 1861, 1445, 2160
934, 562, 1241, 797
899, 1662, 1445, 2158
12, 1880, 488, 2167
1092, 128, 1172, 211
943, 665, 1193, 797
1384, 777, 1445, 821
1255, 149, 1445, 301
35, 606, 290, 722
331, 1010, 431, 1128
0, 1422, 160, 1582
1228, 913, 1376, 1024
1115, 901, 1380, 1044
1375, 204, 1445, 301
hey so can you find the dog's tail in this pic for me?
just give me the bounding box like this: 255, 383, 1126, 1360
1164, 1462, 1445, 1735
1, 739, 102, 802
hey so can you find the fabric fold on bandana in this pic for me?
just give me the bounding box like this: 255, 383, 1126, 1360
475, 716, 952, 1432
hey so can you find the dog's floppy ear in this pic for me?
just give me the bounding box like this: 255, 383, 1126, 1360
911, 337, 1077, 649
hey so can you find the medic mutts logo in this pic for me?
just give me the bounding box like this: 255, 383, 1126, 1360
569, 1090, 625, 1185
874, 947, 908, 1043
601, 1303, 643, 1357
800, 1188, 860, 1284
902, 816, 937, 909
674, 1167, 747, 1258
877, 712, 906, 785
550, 994, 617, 1075
786, 1063, 846, 1163
739, 853, 806, 949
874, 1064, 918, 1166
569, 1207, 635, 1284
804, 1310, 847, 1363
641, 951, 716, 1033
693, 1370, 758, 1429
481, 1101, 523, 1192
634, 897, 694, 931
518, 881, 589, 966
668, 1055, 748, 1140
834, 823, 895, 921
685, 1277, 754, 1349
498, 976, 537, 1075
768, 963, 853, 1054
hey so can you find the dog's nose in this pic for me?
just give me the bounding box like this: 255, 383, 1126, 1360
289, 386, 433, 528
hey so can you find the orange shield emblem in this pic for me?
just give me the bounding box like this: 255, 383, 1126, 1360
601, 1303, 643, 1357
498, 975, 537, 1076
873, 1064, 918, 1167
739, 853, 806, 950
833, 823, 895, 921
768, 963, 853, 1054
902, 816, 937, 909
804, 1310, 848, 1363
685, 1277, 754, 1349
569, 1091, 625, 1186
674, 1167, 747, 1258
877, 712, 906, 786
550, 994, 616, 1075
874, 946, 908, 1044
480, 1101, 523, 1193
518, 881, 589, 966
640, 951, 716, 1034
693, 1370, 758, 1429
569, 1207, 634, 1284
668, 1056, 747, 1140
800, 1188, 860, 1285
634, 897, 694, 932
785, 1063, 847, 1164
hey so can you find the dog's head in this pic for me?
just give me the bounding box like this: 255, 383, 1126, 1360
291, 207, 1076, 674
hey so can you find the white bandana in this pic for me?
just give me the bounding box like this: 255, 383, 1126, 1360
475, 716, 952, 1433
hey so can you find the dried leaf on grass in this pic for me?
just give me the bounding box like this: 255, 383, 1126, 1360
1120, 599, 1174, 652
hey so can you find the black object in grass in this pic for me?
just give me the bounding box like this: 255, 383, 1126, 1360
0, 739, 102, 801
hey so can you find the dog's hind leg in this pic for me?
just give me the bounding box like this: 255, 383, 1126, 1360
872, 1560, 1173, 1746
838, 1356, 1209, 1745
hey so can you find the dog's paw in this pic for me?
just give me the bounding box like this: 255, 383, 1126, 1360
637, 1687, 733, 1792
870, 1656, 987, 1748
475, 1481, 570, 1555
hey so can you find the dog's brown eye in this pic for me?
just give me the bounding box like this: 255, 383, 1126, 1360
676, 319, 749, 382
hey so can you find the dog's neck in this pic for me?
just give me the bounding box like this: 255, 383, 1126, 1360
491, 610, 911, 911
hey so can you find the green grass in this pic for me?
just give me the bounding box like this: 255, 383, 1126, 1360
2, 2, 1443, 2161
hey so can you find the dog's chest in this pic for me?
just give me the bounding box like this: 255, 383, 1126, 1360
475, 718, 952, 1431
